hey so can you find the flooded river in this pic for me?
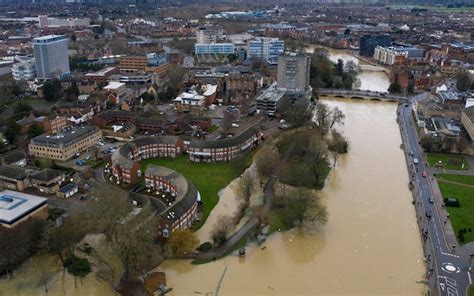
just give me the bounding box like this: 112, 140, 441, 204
0, 49, 424, 295
155, 49, 425, 295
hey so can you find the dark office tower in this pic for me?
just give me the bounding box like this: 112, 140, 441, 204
359, 35, 392, 57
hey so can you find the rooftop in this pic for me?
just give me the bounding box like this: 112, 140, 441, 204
33, 35, 65, 43
30, 125, 100, 148
0, 190, 47, 226
256, 83, 286, 103
104, 81, 126, 90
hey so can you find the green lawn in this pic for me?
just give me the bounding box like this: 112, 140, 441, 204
468, 284, 474, 296
426, 153, 470, 170
438, 182, 474, 244
141, 153, 254, 229
437, 174, 474, 186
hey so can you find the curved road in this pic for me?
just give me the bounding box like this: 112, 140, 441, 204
400, 102, 472, 296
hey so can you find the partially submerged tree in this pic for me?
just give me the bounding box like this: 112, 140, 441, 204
255, 144, 281, 179
164, 229, 199, 257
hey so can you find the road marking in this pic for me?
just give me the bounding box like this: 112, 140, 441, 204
441, 263, 460, 273
469, 271, 472, 284
438, 247, 460, 258
438, 276, 458, 296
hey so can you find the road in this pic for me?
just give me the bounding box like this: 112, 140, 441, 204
400, 102, 472, 296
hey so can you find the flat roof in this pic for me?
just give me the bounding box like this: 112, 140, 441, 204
85, 67, 117, 77
33, 35, 66, 43
104, 81, 125, 90
0, 190, 47, 226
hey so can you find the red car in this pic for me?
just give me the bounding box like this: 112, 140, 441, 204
422, 171, 427, 178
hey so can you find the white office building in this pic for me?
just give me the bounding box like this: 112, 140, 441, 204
33, 35, 70, 80
12, 56, 36, 81
247, 37, 284, 64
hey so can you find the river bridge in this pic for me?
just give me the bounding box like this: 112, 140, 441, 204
318, 89, 408, 102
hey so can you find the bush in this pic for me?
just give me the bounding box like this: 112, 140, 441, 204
196, 242, 213, 252
65, 256, 92, 278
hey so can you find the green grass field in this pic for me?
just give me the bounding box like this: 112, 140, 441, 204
141, 153, 254, 229
437, 174, 474, 186
426, 153, 470, 170
438, 182, 474, 244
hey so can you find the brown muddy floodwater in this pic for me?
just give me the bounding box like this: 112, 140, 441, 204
156, 100, 426, 295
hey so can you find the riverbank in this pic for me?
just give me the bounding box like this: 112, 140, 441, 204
155, 100, 426, 295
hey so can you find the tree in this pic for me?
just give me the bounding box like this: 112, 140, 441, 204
315, 102, 331, 138
237, 171, 255, 203
335, 59, 344, 76
43, 79, 63, 102
47, 211, 90, 265
388, 82, 402, 94
4, 120, 21, 143
114, 207, 163, 279
28, 123, 45, 138
66, 256, 92, 279
255, 144, 280, 179
164, 229, 199, 257
13, 102, 33, 114
455, 72, 472, 92
278, 188, 327, 228
329, 107, 345, 129
211, 215, 234, 247
327, 130, 350, 166
279, 96, 311, 128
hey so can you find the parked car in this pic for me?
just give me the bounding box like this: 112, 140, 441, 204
231, 123, 239, 128
75, 160, 86, 166
413, 158, 419, 164
422, 171, 427, 178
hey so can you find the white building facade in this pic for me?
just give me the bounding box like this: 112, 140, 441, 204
33, 35, 70, 80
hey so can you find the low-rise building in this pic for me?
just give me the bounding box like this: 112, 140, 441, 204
0, 190, 48, 229
188, 125, 263, 162
57, 183, 78, 198
0, 166, 30, 191
110, 136, 184, 184
84, 67, 120, 85
30, 169, 65, 194
256, 82, 286, 115
144, 165, 200, 238
12, 56, 36, 81
28, 125, 102, 161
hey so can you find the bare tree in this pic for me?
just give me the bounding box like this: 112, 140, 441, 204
315, 102, 331, 138
329, 107, 345, 129
211, 215, 235, 247
237, 171, 255, 203
255, 144, 281, 179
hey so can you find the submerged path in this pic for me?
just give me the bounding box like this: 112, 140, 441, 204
195, 144, 294, 261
